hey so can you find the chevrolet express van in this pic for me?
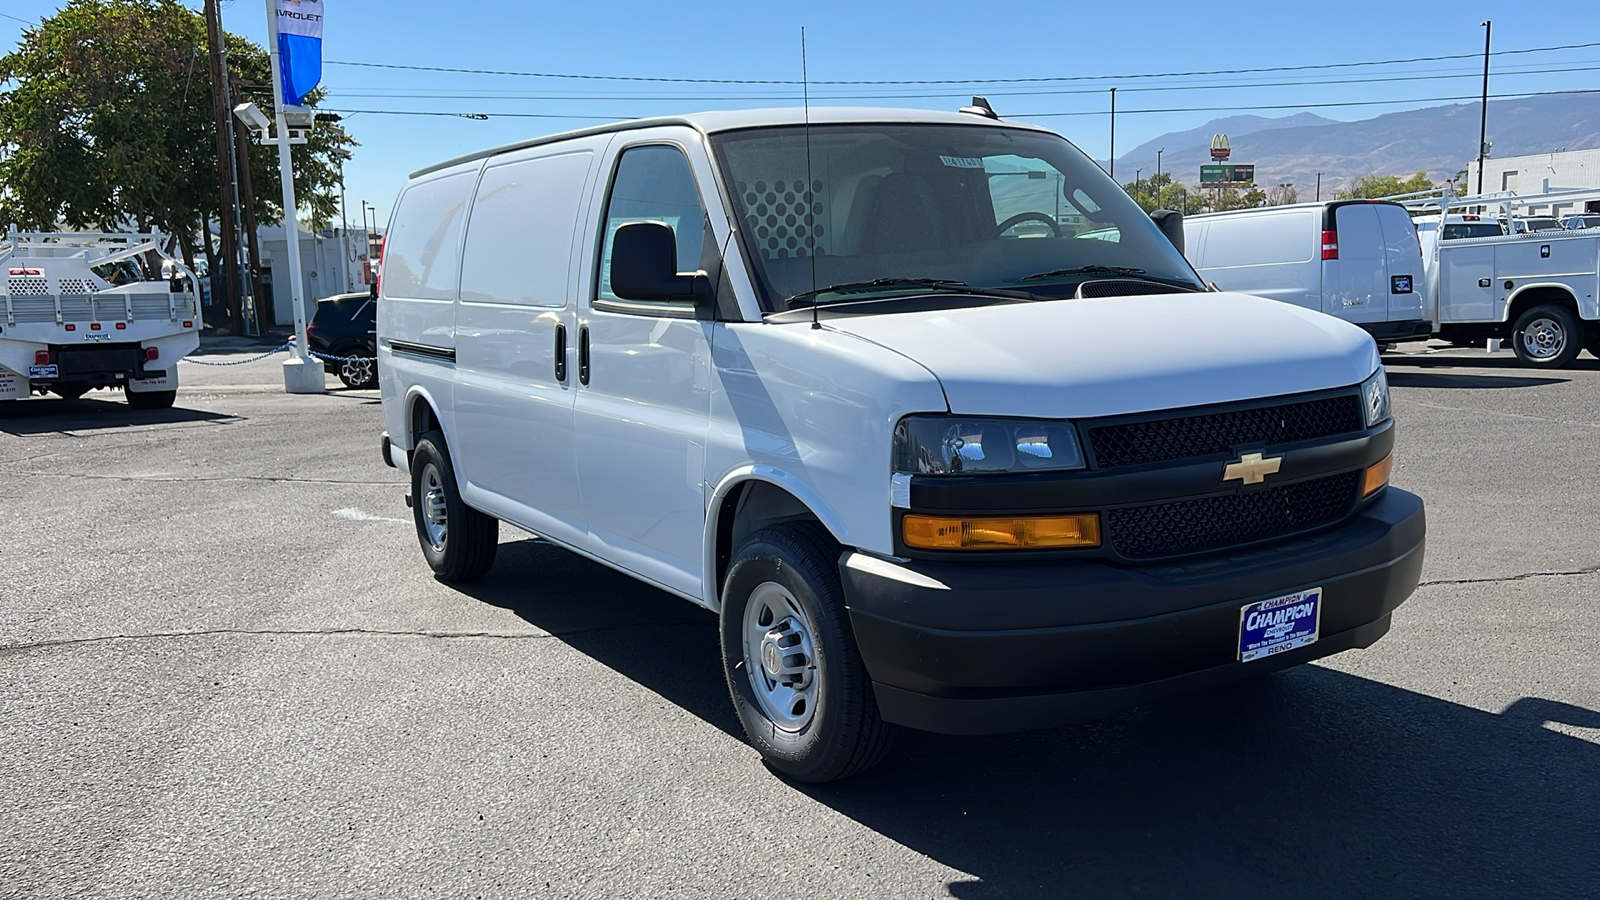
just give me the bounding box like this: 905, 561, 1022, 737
1184, 201, 1429, 344
377, 108, 1426, 783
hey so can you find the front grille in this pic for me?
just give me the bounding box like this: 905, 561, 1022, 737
1088, 394, 1364, 469
1107, 471, 1362, 560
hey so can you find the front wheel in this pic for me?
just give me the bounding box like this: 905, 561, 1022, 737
124, 387, 176, 409
410, 430, 498, 582
719, 523, 895, 783
1511, 304, 1583, 368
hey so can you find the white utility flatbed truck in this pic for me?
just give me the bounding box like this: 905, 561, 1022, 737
1407, 191, 1600, 367
0, 231, 201, 407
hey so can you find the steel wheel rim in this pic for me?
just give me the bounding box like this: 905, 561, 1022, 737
742, 581, 819, 732
1522, 317, 1566, 359
420, 462, 448, 551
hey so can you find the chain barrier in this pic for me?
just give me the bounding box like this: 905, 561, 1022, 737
178, 343, 292, 366
177, 344, 378, 367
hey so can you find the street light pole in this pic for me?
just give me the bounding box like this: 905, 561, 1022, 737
1108, 88, 1116, 179
1156, 147, 1164, 204
1477, 20, 1491, 195
1316, 172, 1322, 202
266, 0, 323, 394
1135, 168, 1143, 209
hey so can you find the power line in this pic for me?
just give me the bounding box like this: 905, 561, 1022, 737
323, 40, 1600, 86
320, 87, 1600, 123
321, 62, 1600, 104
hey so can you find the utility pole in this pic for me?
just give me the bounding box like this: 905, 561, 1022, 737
1156, 148, 1164, 204
1109, 88, 1117, 179
1316, 173, 1322, 202
202, 0, 241, 332
1135, 168, 1143, 208
1477, 20, 1492, 195
231, 73, 267, 334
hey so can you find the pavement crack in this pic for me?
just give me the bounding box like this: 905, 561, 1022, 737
10, 470, 396, 485
0, 622, 704, 655
1419, 564, 1600, 587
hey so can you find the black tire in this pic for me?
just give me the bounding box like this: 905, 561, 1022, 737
1585, 331, 1600, 360
410, 430, 498, 582
335, 345, 378, 390
1510, 304, 1584, 368
52, 383, 89, 400
124, 387, 177, 409
719, 523, 895, 783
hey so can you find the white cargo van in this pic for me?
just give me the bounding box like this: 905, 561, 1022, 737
378, 108, 1425, 782
1184, 201, 1429, 344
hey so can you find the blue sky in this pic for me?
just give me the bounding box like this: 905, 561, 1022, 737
4, 0, 1600, 225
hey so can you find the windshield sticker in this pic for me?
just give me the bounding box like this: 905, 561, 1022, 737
939, 156, 985, 169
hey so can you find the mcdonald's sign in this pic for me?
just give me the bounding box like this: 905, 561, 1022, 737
1211, 134, 1231, 161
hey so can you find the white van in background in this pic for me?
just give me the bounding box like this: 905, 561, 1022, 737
1184, 201, 1429, 344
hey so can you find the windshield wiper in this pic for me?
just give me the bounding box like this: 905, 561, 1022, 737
787, 278, 1028, 306
1016, 265, 1148, 283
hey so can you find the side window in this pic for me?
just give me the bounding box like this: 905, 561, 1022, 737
460, 150, 594, 307
383, 172, 473, 301
596, 145, 708, 306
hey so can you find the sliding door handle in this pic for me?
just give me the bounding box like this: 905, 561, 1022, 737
554, 324, 567, 381
578, 325, 590, 386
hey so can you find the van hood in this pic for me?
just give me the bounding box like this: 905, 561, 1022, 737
820, 292, 1379, 419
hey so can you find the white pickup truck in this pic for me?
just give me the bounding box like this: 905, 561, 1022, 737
0, 231, 201, 407
1426, 224, 1600, 367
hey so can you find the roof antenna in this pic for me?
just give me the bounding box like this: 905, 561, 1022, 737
802, 27, 820, 330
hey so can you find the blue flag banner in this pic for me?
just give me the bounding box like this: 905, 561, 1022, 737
276, 0, 324, 107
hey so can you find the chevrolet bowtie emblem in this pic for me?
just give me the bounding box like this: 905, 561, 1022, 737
1224, 452, 1282, 485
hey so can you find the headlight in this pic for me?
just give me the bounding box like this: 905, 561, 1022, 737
1360, 368, 1391, 427
894, 416, 1086, 475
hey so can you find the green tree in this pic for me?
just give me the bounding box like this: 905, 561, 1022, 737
0, 0, 353, 265
1337, 171, 1436, 199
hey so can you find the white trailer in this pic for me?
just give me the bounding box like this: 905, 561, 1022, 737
0, 231, 201, 407
1406, 190, 1600, 368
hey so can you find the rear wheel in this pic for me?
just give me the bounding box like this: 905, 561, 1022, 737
719, 523, 895, 783
336, 345, 378, 389
1585, 330, 1600, 359
410, 430, 498, 582
124, 387, 176, 409
1510, 304, 1583, 368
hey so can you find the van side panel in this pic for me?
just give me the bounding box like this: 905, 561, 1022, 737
1187, 210, 1318, 310
377, 168, 477, 450
452, 143, 599, 548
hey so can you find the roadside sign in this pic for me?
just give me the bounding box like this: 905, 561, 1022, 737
1200, 164, 1256, 184
1211, 134, 1231, 161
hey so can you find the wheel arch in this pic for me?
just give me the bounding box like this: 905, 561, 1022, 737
1506, 284, 1580, 324
703, 467, 850, 611
404, 386, 444, 450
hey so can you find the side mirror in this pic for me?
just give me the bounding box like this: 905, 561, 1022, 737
1150, 209, 1184, 254
610, 222, 711, 305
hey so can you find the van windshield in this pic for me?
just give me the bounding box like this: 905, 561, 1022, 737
709, 124, 1203, 312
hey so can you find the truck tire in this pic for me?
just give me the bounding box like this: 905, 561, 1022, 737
1510, 305, 1583, 368
125, 388, 177, 409
410, 430, 498, 583
1585, 330, 1600, 360
719, 523, 895, 783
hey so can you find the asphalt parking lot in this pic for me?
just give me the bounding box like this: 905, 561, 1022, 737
2, 340, 1597, 899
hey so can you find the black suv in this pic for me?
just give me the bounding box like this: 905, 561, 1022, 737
307, 290, 378, 389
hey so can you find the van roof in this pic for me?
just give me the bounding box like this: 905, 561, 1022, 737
1185, 199, 1407, 221
409, 107, 1051, 179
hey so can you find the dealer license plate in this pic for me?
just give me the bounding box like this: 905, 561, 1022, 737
28, 364, 59, 379
1238, 587, 1322, 662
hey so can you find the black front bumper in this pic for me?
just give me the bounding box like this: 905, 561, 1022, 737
840, 488, 1425, 735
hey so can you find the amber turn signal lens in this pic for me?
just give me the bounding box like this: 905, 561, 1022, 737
1363, 453, 1394, 497
903, 513, 1101, 551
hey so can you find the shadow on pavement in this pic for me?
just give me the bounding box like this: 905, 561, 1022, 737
0, 396, 237, 435
1386, 352, 1600, 373
1386, 371, 1567, 389
459, 538, 1600, 898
